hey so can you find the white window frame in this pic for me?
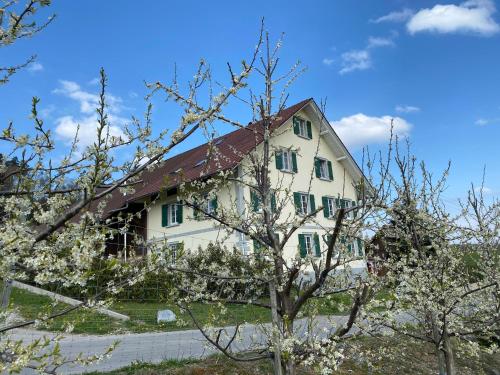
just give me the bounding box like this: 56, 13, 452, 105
318, 158, 329, 180
326, 197, 336, 218
299, 193, 310, 215
281, 149, 292, 172
166, 203, 179, 226
303, 233, 313, 255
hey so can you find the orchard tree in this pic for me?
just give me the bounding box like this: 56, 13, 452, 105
0, 16, 263, 373
363, 148, 500, 375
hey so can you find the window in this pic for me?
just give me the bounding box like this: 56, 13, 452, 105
193, 194, 217, 219
298, 233, 321, 258
322, 196, 336, 218
206, 198, 217, 215
314, 157, 333, 180
251, 190, 277, 213
300, 194, 309, 215
293, 116, 312, 139
275, 149, 298, 173
282, 149, 291, 171
304, 234, 313, 254
335, 198, 357, 219
294, 192, 316, 215
354, 237, 364, 257
168, 242, 181, 265
340, 236, 363, 257
162, 203, 183, 227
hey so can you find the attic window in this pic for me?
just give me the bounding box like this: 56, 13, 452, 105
169, 168, 182, 175
194, 159, 206, 167
214, 139, 223, 146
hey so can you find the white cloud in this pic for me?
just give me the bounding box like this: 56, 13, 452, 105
367, 36, 395, 48
55, 114, 125, 148
330, 114, 412, 149
53, 80, 123, 114
339, 50, 371, 74
53, 80, 127, 149
407, 0, 500, 36
475, 117, 500, 126
28, 62, 44, 73
395, 105, 421, 113
322, 58, 335, 66
339, 35, 395, 75
372, 8, 414, 23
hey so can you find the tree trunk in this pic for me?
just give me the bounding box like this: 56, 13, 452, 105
435, 343, 447, 375
430, 315, 446, 375
283, 319, 296, 375
269, 280, 283, 375
443, 332, 456, 375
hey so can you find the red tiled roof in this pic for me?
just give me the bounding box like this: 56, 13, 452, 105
98, 98, 312, 216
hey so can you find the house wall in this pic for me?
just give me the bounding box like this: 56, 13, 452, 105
146, 106, 365, 267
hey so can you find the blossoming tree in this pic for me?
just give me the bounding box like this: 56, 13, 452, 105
0, 6, 264, 371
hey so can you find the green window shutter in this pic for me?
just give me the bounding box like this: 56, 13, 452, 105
275, 150, 283, 170
271, 192, 277, 213
161, 204, 168, 227
314, 158, 321, 178
176, 203, 183, 224
293, 117, 300, 135
212, 197, 218, 214
251, 190, 260, 212
306, 121, 312, 139
298, 234, 306, 258
327, 161, 334, 180
335, 198, 341, 209
293, 192, 301, 213
309, 194, 316, 214
322, 196, 329, 218
313, 233, 321, 257
347, 241, 353, 254
291, 151, 298, 173
340, 235, 346, 244
253, 239, 263, 256
352, 200, 357, 218
357, 237, 363, 256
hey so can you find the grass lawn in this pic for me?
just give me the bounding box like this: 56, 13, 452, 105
86, 336, 500, 375
3, 281, 352, 335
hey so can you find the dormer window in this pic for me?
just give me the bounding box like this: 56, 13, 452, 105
293, 116, 312, 139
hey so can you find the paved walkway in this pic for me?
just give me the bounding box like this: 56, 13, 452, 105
8, 316, 352, 374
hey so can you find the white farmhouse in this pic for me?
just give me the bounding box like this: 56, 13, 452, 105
100, 98, 366, 268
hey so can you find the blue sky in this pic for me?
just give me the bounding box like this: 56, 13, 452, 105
1, 0, 499, 202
